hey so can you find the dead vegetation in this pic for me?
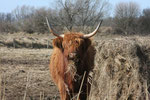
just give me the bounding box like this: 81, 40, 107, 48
0, 47, 60, 100
0, 32, 53, 48
90, 36, 150, 100
0, 33, 150, 100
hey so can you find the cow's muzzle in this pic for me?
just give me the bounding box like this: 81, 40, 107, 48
68, 52, 77, 60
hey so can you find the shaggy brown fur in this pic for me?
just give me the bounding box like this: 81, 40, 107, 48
49, 32, 95, 100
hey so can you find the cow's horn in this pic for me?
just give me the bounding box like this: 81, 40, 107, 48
83, 20, 103, 38
46, 17, 64, 37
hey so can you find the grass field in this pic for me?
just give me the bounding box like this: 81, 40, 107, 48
0, 47, 60, 100
1, 31, 150, 100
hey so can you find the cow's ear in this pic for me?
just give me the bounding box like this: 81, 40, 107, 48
53, 37, 63, 49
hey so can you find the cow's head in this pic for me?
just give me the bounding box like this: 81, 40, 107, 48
46, 18, 102, 61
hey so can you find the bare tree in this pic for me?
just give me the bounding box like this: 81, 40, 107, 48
0, 13, 16, 33
11, 5, 35, 33
138, 8, 150, 34
12, 6, 56, 33
0, 0, 110, 34
12, 5, 35, 20
32, 7, 49, 33
143, 8, 150, 17
114, 2, 140, 34
52, 0, 110, 32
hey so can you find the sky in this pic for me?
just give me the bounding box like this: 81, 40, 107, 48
0, 0, 150, 14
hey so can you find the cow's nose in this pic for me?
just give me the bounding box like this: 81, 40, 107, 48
68, 53, 77, 59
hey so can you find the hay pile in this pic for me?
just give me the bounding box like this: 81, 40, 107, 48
90, 37, 150, 100
0, 32, 53, 48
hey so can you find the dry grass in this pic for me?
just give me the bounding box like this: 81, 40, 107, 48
90, 36, 150, 100
1, 32, 150, 100
0, 27, 113, 48
0, 74, 1, 100
0, 47, 60, 100
0, 32, 54, 48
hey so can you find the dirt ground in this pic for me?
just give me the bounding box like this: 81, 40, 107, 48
0, 47, 60, 100
1, 32, 150, 100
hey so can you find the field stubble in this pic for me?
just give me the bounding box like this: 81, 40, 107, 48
1, 32, 150, 100
0, 47, 60, 100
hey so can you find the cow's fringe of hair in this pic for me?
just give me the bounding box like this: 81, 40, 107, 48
65, 61, 77, 81
65, 61, 89, 100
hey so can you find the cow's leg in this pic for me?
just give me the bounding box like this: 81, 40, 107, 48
58, 80, 71, 100
58, 81, 66, 100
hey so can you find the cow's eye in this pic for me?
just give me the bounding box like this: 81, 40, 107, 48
75, 40, 79, 44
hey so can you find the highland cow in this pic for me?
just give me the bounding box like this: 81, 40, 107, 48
46, 18, 102, 100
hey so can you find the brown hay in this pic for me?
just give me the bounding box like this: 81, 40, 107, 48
0, 32, 53, 48
90, 37, 150, 100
